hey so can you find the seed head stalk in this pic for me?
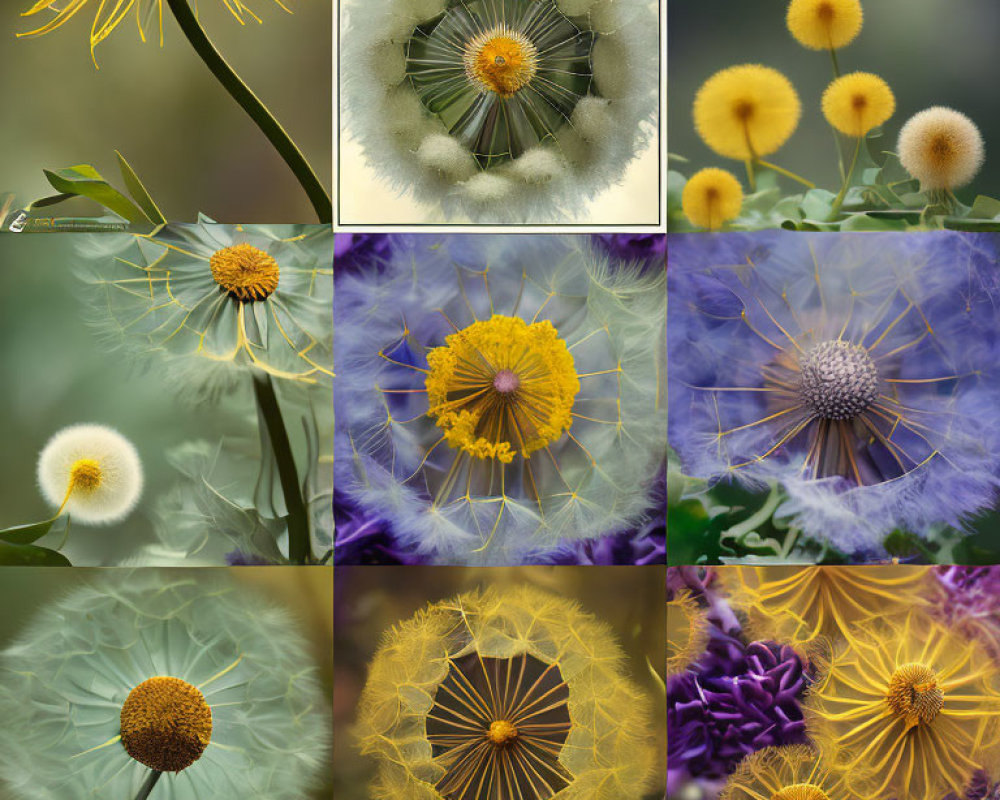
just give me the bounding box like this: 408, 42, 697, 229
134, 770, 163, 800
164, 0, 331, 223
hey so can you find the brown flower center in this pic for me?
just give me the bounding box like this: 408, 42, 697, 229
487, 719, 519, 746
210, 243, 280, 302
886, 663, 944, 728
120, 676, 213, 772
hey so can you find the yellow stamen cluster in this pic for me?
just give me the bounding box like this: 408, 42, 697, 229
886, 663, 944, 729
425, 315, 579, 463
487, 719, 519, 746
210, 243, 281, 302
682, 167, 744, 230
770, 785, 832, 800
69, 458, 103, 493
822, 71, 895, 137
120, 676, 212, 773
463, 26, 538, 97
786, 0, 863, 50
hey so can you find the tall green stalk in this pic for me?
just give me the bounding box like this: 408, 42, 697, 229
134, 771, 163, 800
165, 0, 331, 223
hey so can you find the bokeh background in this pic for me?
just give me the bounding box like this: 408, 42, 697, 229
1, 1, 330, 223
0, 567, 333, 799
669, 0, 1000, 199
333, 565, 667, 800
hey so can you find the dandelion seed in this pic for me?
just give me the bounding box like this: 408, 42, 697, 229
36, 423, 142, 525
898, 106, 985, 191
335, 235, 666, 564
668, 232, 1000, 552
722, 746, 847, 800
822, 72, 895, 138
0, 572, 329, 799
682, 167, 744, 230
356, 585, 657, 800
786, 0, 863, 51
694, 65, 802, 160
667, 588, 710, 675
805, 611, 1000, 800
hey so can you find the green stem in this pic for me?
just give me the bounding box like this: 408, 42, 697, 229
253, 373, 313, 565
754, 159, 816, 189
829, 46, 842, 78
164, 0, 331, 223
134, 771, 163, 800
832, 136, 862, 214
744, 158, 756, 192
722, 488, 782, 542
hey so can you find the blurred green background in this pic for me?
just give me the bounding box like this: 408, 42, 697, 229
669, 0, 1000, 198
1, 1, 330, 223
0, 567, 333, 799
333, 565, 667, 800
0, 233, 269, 565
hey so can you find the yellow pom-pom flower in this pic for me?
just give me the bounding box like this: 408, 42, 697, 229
897, 106, 986, 190
681, 168, 743, 230
722, 745, 849, 800
805, 611, 1000, 800
786, 0, 863, 50
356, 586, 657, 800
694, 65, 802, 160
822, 72, 895, 137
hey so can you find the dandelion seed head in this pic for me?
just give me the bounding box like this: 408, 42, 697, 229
721, 747, 839, 800
822, 72, 895, 137
120, 676, 212, 772
682, 167, 744, 230
786, 0, 863, 50
798, 340, 879, 420
694, 65, 801, 160
898, 106, 985, 190
210, 243, 281, 302
37, 424, 143, 525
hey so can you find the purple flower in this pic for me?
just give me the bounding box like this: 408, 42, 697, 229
592, 233, 666, 266
669, 231, 1000, 555
931, 566, 1000, 659
333, 233, 393, 274
333, 491, 426, 565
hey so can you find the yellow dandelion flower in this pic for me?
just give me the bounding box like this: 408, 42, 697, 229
822, 72, 895, 137
18, 0, 290, 61
805, 611, 1000, 800
694, 65, 802, 160
722, 745, 851, 800
682, 168, 744, 230
898, 106, 985, 190
786, 0, 863, 51
356, 586, 657, 800
667, 589, 710, 676
723, 566, 930, 648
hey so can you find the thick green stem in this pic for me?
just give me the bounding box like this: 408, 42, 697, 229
754, 159, 816, 189
744, 158, 756, 192
253, 373, 313, 565
165, 0, 331, 223
829, 46, 841, 78
135, 771, 163, 800
832, 136, 862, 214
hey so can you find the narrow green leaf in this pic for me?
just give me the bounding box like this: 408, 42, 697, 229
0, 543, 71, 566
0, 518, 56, 545
26, 193, 76, 210
43, 166, 148, 223
115, 151, 166, 225
968, 195, 1000, 221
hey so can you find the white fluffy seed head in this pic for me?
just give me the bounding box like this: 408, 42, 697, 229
572, 96, 614, 144
417, 133, 478, 180
897, 106, 985, 190
463, 172, 516, 203
37, 424, 143, 525
509, 148, 566, 184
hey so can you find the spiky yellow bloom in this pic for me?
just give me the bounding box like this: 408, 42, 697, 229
822, 72, 895, 137
723, 566, 930, 648
898, 106, 985, 190
425, 315, 580, 464
356, 586, 656, 800
682, 168, 744, 230
805, 611, 1000, 800
667, 590, 710, 676
18, 0, 290, 62
694, 65, 802, 160
722, 745, 851, 800
786, 0, 863, 50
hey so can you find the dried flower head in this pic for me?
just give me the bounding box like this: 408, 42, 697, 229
356, 585, 656, 800
786, 0, 863, 50
822, 72, 895, 137
0, 572, 329, 799
36, 423, 142, 525
682, 167, 744, 230
898, 106, 985, 190
694, 65, 802, 160
722, 745, 847, 800
805, 611, 1000, 800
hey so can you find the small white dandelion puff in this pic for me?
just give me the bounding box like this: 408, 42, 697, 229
897, 106, 985, 191
36, 423, 143, 525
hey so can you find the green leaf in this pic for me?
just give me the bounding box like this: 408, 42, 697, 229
0, 542, 71, 566
43, 165, 149, 224
968, 195, 1000, 221
800, 188, 837, 222
0, 517, 56, 545
115, 151, 166, 225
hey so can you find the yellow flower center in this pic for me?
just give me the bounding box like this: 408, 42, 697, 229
120, 676, 213, 772
210, 243, 280, 302
487, 719, 519, 746
463, 27, 538, 97
425, 315, 579, 463
886, 663, 944, 729
69, 458, 103, 493
771, 784, 832, 800
816, 1, 835, 22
